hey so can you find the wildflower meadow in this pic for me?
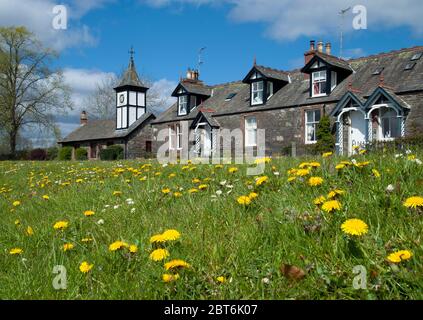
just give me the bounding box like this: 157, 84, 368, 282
0, 150, 422, 299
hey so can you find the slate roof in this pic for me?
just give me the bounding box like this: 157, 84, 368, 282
153, 46, 423, 124
116, 57, 146, 88
172, 80, 212, 97
254, 65, 291, 82
59, 112, 155, 143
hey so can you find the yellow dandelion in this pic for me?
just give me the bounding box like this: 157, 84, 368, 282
9, 248, 23, 255
150, 248, 170, 261
42, 195, 49, 200
108, 240, 129, 251
403, 196, 423, 209
14, 219, 20, 225
296, 169, 310, 177
327, 189, 345, 199
216, 276, 226, 283
308, 176, 324, 187
168, 173, 176, 178
228, 167, 238, 174
287, 176, 297, 182
173, 192, 182, 197
248, 192, 258, 200
192, 178, 201, 184
83, 210, 95, 217
309, 162, 321, 168
162, 229, 181, 241
336, 164, 346, 170
150, 234, 166, 244
164, 259, 190, 271
299, 162, 310, 169
188, 188, 199, 194
322, 152, 333, 158
162, 188, 171, 194
255, 176, 269, 186
215, 164, 223, 169
237, 195, 251, 206
81, 237, 93, 243
162, 273, 180, 283
12, 200, 21, 207
321, 200, 341, 213
386, 250, 413, 263
79, 261, 93, 273
254, 157, 271, 164
314, 196, 326, 205
26, 226, 34, 236
63, 243, 75, 252
372, 169, 381, 178
113, 191, 122, 196
198, 184, 208, 190
53, 220, 69, 230
129, 245, 138, 253
341, 219, 369, 236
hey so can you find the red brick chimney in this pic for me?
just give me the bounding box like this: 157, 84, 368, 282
325, 42, 332, 56
304, 40, 316, 79
80, 111, 88, 126
304, 40, 316, 65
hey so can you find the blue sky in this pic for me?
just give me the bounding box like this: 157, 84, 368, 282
1, 0, 423, 145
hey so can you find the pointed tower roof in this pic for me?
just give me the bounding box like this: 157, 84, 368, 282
115, 47, 148, 89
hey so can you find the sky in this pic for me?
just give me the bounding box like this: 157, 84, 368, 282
1, 0, 423, 146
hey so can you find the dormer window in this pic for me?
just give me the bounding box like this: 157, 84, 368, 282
178, 95, 188, 116
251, 81, 264, 105
312, 71, 327, 97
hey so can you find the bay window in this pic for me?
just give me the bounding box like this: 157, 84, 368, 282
305, 110, 321, 144
245, 117, 257, 147
251, 81, 264, 105
312, 71, 327, 97
380, 108, 400, 140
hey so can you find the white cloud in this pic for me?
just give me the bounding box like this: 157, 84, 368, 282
0, 0, 113, 51
150, 78, 177, 112
143, 0, 423, 41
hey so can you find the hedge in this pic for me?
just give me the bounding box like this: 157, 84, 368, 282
58, 146, 72, 160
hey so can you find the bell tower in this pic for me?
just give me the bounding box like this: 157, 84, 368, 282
114, 47, 149, 130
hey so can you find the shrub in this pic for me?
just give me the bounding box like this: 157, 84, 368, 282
46, 147, 59, 160
75, 148, 88, 161
314, 115, 335, 154
100, 145, 124, 160
58, 146, 73, 160
28, 148, 47, 161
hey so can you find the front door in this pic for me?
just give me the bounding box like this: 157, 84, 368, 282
349, 110, 366, 154
200, 126, 212, 157
195, 124, 212, 158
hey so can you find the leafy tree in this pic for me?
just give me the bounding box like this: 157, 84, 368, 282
0, 26, 72, 157
315, 115, 335, 154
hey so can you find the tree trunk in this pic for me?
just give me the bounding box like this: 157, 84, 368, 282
9, 130, 17, 159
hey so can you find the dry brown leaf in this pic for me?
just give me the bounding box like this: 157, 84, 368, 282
280, 264, 306, 281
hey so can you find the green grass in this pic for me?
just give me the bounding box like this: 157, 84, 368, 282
0, 150, 422, 300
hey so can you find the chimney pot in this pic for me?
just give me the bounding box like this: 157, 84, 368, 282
317, 41, 324, 53
310, 40, 315, 51
80, 111, 88, 126
325, 42, 332, 55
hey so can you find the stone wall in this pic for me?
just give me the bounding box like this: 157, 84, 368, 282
126, 118, 155, 159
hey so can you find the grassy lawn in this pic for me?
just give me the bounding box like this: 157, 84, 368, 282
0, 150, 422, 300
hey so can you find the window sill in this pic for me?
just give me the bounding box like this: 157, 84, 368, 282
305, 141, 317, 145
311, 94, 327, 98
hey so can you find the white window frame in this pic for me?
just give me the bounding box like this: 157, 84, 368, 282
178, 95, 188, 116
312, 71, 327, 97
305, 109, 321, 144
377, 105, 400, 141
267, 81, 274, 99
251, 81, 264, 105
168, 125, 177, 151
331, 71, 337, 91
176, 124, 183, 150
245, 117, 257, 147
